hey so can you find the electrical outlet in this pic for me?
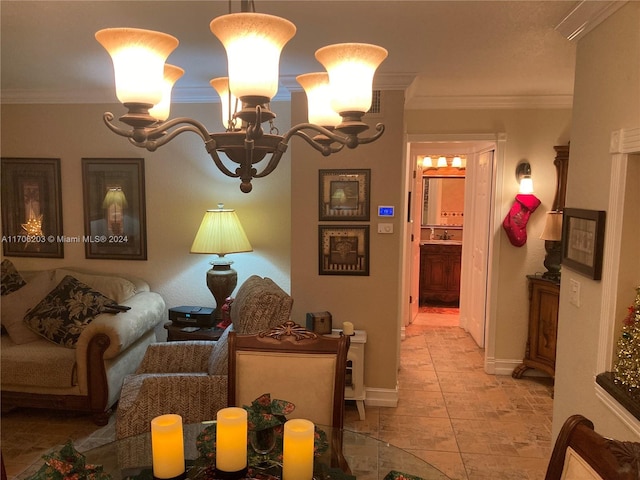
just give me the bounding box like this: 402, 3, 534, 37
569, 278, 581, 307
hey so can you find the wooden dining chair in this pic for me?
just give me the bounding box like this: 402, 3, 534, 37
228, 320, 350, 472
228, 320, 350, 428
545, 414, 640, 480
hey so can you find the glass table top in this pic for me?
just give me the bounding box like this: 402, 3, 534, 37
22, 423, 451, 480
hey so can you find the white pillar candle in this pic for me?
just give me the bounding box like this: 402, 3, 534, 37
151, 414, 185, 479
282, 419, 315, 480
216, 407, 248, 473
342, 321, 354, 336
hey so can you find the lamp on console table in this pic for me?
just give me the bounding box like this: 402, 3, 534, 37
191, 204, 252, 322
540, 210, 563, 280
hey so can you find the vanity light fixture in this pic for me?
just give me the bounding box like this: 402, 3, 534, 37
516, 161, 534, 194
95, 3, 388, 193
421, 156, 434, 169
451, 155, 463, 169
436, 156, 448, 168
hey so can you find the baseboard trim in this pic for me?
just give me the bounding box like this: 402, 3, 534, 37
485, 357, 551, 377
364, 386, 398, 407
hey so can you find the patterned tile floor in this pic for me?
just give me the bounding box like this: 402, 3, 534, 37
1, 312, 554, 480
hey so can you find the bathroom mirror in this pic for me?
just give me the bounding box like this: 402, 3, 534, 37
422, 176, 466, 227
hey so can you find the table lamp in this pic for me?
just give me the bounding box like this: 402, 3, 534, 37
540, 210, 563, 280
190, 204, 252, 322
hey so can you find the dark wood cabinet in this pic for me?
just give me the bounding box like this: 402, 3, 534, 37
419, 243, 462, 305
513, 275, 560, 379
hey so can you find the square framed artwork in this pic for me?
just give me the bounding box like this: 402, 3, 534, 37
319, 169, 370, 221
319, 225, 370, 276
82, 158, 147, 260
562, 208, 606, 280
1, 158, 64, 258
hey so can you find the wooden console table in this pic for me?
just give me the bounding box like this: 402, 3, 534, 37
512, 275, 560, 379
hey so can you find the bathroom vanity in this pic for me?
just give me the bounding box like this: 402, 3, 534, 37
419, 241, 462, 305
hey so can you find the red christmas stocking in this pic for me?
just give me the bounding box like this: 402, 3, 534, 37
502, 193, 541, 247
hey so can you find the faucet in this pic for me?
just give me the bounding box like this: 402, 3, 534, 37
439, 230, 454, 240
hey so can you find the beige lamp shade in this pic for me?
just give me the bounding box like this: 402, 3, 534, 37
190, 206, 253, 255
296, 72, 341, 128
540, 210, 563, 241
315, 42, 387, 114
102, 187, 128, 208
95, 27, 179, 105
149, 64, 184, 122
210, 12, 296, 102
437, 156, 448, 168
210, 77, 239, 130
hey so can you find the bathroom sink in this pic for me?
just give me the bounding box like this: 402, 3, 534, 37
421, 240, 462, 245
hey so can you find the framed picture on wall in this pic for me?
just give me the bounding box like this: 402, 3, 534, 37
82, 158, 147, 260
1, 157, 64, 258
319, 169, 370, 221
562, 208, 606, 280
319, 225, 370, 276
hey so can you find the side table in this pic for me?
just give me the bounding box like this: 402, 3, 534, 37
512, 275, 560, 379
164, 322, 225, 342
325, 328, 367, 420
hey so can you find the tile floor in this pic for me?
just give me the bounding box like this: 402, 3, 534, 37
1, 311, 554, 480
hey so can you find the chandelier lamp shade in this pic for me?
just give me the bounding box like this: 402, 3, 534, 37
190, 205, 253, 321
95, 7, 388, 193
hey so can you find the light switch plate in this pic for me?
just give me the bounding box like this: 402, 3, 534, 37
569, 278, 581, 307
377, 223, 393, 234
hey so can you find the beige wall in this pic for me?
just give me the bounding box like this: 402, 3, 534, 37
0, 102, 292, 326
405, 108, 571, 365
290, 90, 406, 393
552, 2, 640, 440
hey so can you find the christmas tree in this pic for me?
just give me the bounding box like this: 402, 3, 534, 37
613, 285, 640, 392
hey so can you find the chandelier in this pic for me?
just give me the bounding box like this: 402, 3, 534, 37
95, 3, 388, 193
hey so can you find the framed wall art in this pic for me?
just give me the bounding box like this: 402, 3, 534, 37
1, 158, 64, 258
562, 208, 606, 280
82, 158, 147, 260
319, 225, 370, 276
319, 169, 370, 221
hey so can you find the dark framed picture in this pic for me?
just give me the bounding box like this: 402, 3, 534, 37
319, 225, 370, 276
319, 169, 370, 221
1, 158, 64, 258
82, 158, 147, 260
562, 208, 606, 280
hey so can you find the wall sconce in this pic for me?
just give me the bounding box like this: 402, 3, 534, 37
516, 161, 534, 193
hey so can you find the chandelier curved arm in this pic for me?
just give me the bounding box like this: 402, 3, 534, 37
103, 112, 211, 147
252, 141, 289, 179
289, 129, 345, 156
353, 123, 385, 145
203, 139, 244, 179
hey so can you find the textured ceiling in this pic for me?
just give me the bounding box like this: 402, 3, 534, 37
1, 1, 581, 108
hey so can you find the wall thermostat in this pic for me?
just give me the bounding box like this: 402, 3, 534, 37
378, 205, 395, 217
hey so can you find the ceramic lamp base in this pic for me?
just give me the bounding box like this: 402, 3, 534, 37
206, 260, 237, 322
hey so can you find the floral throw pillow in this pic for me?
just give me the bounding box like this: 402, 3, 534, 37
1, 259, 26, 296
23, 275, 117, 348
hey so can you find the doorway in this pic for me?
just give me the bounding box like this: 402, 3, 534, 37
401, 134, 504, 369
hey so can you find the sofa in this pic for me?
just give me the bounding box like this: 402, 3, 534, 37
0, 260, 166, 425
115, 275, 293, 438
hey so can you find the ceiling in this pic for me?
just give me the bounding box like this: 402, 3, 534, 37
0, 1, 616, 109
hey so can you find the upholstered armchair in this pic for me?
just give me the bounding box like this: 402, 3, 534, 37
115, 275, 293, 439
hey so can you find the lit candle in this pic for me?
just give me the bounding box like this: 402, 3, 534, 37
216, 407, 248, 473
342, 321, 354, 336
282, 419, 314, 480
150, 414, 185, 479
